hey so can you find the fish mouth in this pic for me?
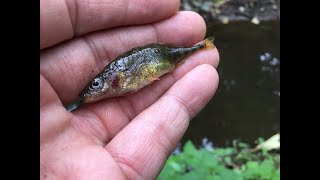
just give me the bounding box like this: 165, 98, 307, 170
81, 93, 106, 103
79, 86, 90, 99
78, 85, 95, 103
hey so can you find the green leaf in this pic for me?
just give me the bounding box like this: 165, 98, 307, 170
259, 160, 274, 179
271, 169, 280, 180
200, 149, 218, 169
170, 161, 183, 172
238, 142, 249, 149
182, 141, 200, 167
242, 161, 260, 179
205, 175, 222, 180
183, 141, 198, 155
158, 138, 279, 180
218, 168, 242, 180
212, 148, 234, 157
224, 156, 232, 165
246, 161, 259, 169
182, 171, 205, 180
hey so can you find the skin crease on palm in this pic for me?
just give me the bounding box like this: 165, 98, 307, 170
40, 0, 220, 179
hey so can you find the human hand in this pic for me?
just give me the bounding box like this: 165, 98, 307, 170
40, 0, 219, 179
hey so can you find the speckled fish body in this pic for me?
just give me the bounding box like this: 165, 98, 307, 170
79, 37, 215, 104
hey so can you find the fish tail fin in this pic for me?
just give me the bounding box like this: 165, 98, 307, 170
202, 37, 216, 50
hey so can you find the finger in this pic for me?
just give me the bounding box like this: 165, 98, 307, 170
105, 64, 219, 179
40, 74, 72, 143
40, 11, 211, 104
40, 0, 179, 49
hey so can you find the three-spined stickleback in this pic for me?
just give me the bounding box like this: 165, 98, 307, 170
65, 37, 215, 112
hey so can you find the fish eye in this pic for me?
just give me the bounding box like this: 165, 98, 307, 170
91, 78, 102, 89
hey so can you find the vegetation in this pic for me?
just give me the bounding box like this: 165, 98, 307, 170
158, 134, 280, 180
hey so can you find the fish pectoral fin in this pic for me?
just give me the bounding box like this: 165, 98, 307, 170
148, 77, 160, 81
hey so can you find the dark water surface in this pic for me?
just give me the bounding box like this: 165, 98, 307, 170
181, 21, 280, 147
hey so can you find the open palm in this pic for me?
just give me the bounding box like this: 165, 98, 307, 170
40, 0, 219, 179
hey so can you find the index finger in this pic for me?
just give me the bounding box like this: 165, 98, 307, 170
40, 0, 180, 49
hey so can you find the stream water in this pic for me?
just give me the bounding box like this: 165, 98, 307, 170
181, 21, 280, 147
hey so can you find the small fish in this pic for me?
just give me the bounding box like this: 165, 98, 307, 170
65, 37, 215, 111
